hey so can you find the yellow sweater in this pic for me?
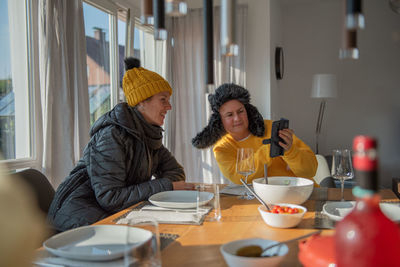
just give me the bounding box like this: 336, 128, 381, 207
213, 120, 318, 185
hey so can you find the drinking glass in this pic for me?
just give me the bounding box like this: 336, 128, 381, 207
331, 149, 354, 201
236, 148, 255, 200
196, 183, 221, 222
124, 217, 161, 267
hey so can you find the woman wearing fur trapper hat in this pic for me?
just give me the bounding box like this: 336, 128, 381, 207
192, 83, 317, 185
48, 58, 194, 232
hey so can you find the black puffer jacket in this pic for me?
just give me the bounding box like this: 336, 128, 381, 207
48, 103, 185, 231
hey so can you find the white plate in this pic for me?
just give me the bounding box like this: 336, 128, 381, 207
43, 225, 152, 261
149, 190, 214, 209
322, 201, 400, 222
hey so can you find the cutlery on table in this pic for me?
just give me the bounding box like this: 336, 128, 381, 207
240, 178, 271, 211
236, 230, 322, 257
264, 164, 268, 184
260, 230, 322, 257
33, 262, 65, 267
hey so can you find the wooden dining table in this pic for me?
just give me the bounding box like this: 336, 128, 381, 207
95, 187, 399, 267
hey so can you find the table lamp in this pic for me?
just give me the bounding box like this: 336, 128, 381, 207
311, 74, 338, 154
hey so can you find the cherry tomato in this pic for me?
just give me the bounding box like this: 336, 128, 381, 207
268, 205, 302, 214
283, 207, 289, 212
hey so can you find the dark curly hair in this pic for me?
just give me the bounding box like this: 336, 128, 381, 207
192, 83, 265, 149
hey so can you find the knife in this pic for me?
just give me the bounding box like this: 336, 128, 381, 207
33, 262, 65, 267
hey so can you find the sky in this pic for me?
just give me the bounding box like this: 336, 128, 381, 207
0, 0, 139, 80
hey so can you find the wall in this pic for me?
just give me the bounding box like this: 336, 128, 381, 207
269, 0, 283, 120
275, 0, 400, 187
244, 0, 270, 118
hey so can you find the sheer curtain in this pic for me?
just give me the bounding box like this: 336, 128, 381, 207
138, 27, 167, 77
165, 6, 247, 184
38, 0, 90, 187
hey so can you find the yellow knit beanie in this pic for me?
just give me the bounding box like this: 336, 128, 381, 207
122, 59, 172, 107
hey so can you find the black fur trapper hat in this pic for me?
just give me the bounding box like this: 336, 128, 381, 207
192, 83, 265, 149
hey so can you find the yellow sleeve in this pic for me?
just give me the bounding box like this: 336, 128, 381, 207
213, 140, 270, 185
282, 134, 318, 179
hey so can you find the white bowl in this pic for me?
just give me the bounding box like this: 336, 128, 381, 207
258, 204, 307, 228
253, 177, 314, 205
322, 201, 400, 222
220, 238, 288, 267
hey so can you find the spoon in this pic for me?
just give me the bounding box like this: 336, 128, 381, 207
236, 230, 322, 257
260, 230, 322, 257
240, 178, 271, 211
264, 164, 268, 184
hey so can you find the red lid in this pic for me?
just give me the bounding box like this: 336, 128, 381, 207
298, 235, 336, 267
353, 135, 376, 151
353, 135, 377, 171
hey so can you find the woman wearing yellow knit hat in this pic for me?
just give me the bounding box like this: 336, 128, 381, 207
48, 58, 193, 232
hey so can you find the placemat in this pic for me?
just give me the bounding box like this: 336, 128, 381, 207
114, 201, 212, 225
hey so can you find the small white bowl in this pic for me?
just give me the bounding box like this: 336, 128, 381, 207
258, 204, 307, 228
253, 177, 314, 205
220, 238, 288, 267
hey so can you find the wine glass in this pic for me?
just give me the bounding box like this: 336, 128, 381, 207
331, 149, 354, 201
236, 148, 255, 200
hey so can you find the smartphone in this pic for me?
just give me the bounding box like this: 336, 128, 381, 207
263, 118, 289, 158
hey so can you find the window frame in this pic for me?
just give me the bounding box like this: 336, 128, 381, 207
2, 0, 40, 171
84, 0, 120, 109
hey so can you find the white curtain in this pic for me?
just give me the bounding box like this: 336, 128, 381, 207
38, 0, 90, 187
165, 6, 247, 184
138, 27, 167, 77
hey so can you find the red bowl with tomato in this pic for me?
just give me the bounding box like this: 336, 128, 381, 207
258, 204, 307, 228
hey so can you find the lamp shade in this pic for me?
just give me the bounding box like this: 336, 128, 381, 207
311, 74, 338, 99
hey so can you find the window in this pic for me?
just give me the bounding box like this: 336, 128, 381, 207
135, 21, 166, 78
0, 0, 33, 162
116, 17, 142, 103
83, 1, 147, 125
118, 18, 126, 102
83, 2, 113, 125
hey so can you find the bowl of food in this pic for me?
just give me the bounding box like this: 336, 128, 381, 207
252, 177, 314, 205
258, 204, 307, 228
220, 238, 288, 267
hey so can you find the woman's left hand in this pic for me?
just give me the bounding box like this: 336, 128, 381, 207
279, 128, 294, 152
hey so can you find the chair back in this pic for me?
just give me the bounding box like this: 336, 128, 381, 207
313, 154, 335, 188
10, 169, 55, 214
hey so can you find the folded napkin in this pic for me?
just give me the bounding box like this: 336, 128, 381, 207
34, 250, 129, 267
220, 184, 247, 196
116, 205, 212, 225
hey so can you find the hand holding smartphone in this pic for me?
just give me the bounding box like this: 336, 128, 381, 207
262, 118, 289, 158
